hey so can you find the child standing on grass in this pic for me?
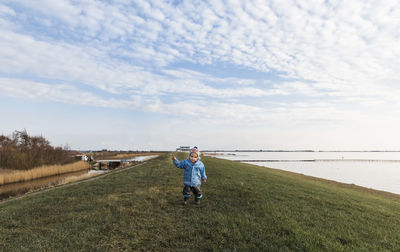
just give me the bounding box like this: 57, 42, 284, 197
172, 147, 207, 205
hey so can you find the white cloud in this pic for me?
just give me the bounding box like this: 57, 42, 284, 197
0, 4, 15, 16
8, 0, 400, 85
2, 0, 400, 149
17, 0, 81, 25
0, 27, 288, 102
0, 77, 141, 109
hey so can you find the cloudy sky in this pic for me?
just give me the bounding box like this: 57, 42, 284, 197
1, 0, 400, 151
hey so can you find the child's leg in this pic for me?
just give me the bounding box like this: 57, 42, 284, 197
182, 185, 192, 205
192, 186, 202, 204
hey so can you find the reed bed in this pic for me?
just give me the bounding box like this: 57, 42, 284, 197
0, 161, 89, 185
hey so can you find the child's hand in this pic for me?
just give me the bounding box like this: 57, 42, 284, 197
202, 179, 207, 184
172, 156, 176, 161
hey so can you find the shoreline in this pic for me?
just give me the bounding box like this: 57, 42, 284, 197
0, 161, 90, 186
264, 164, 400, 201
206, 154, 400, 200
0, 154, 161, 204
0, 161, 147, 206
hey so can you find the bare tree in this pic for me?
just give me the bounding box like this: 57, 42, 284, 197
0, 130, 75, 170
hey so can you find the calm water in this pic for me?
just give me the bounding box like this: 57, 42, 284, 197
0, 155, 159, 200
209, 152, 400, 195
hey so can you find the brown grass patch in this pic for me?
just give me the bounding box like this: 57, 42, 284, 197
0, 161, 89, 185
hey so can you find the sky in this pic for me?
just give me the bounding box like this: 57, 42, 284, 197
1, 0, 400, 151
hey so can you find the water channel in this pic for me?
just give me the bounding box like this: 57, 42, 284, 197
0, 169, 90, 200
0, 155, 159, 200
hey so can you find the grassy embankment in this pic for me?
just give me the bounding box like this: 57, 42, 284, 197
92, 151, 162, 160
1, 153, 400, 251
0, 161, 89, 185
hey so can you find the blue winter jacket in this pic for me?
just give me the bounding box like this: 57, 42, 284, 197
173, 157, 207, 187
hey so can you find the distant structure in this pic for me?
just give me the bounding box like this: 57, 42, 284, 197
176, 146, 191, 152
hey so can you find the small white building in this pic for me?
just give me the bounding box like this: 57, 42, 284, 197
176, 146, 190, 152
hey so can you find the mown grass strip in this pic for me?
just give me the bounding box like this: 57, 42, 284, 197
1, 153, 400, 251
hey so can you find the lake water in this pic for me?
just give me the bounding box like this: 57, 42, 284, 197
208, 152, 400, 195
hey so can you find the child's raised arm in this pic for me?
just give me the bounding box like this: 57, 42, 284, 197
172, 156, 185, 169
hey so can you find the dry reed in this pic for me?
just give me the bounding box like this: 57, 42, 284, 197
0, 161, 89, 185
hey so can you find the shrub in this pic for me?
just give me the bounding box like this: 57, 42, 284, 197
0, 129, 75, 170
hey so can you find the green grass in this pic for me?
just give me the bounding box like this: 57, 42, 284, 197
1, 153, 400, 251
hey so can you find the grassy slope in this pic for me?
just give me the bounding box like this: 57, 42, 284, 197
1, 153, 400, 251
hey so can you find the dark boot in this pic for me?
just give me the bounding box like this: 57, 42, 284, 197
195, 197, 201, 205
183, 197, 189, 206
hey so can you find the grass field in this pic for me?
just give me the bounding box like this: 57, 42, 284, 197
1, 153, 400, 251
